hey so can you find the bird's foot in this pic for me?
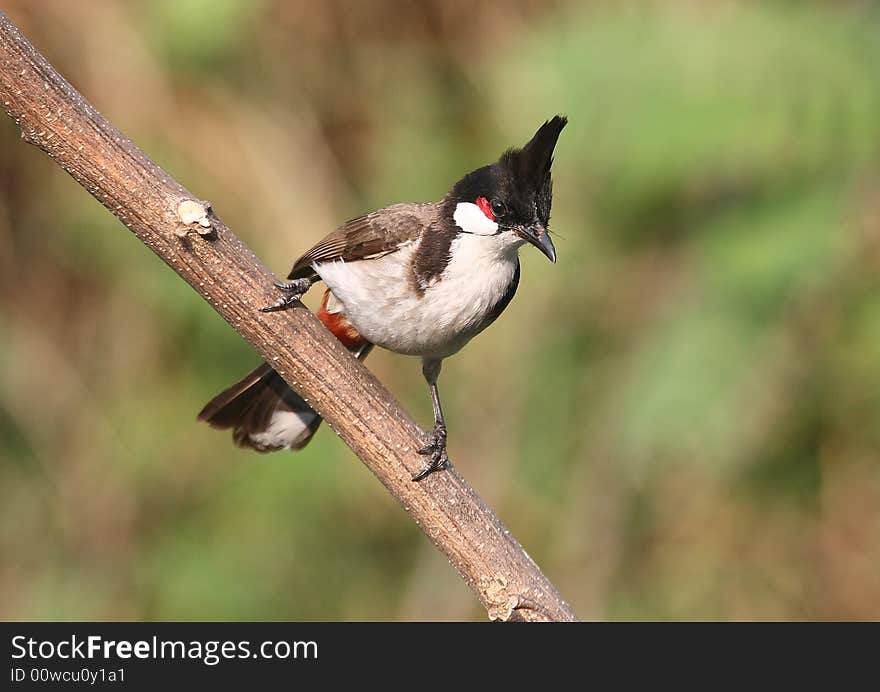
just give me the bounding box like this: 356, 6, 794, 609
413, 423, 449, 481
259, 278, 313, 313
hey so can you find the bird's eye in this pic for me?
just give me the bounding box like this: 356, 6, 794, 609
490, 199, 507, 217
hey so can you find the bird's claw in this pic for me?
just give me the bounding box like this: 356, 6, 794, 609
259, 279, 312, 313
413, 424, 449, 481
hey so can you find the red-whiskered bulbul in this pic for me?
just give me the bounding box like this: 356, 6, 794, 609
199, 115, 567, 480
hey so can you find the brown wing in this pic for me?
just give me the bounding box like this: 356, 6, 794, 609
287, 202, 438, 279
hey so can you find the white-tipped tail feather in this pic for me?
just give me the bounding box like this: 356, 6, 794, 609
250, 410, 319, 451
197, 342, 372, 453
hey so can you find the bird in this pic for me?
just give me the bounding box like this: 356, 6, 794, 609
198, 115, 567, 480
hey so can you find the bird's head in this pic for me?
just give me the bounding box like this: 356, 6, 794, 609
446, 115, 567, 262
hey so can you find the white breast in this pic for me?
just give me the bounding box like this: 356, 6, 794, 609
314, 232, 523, 359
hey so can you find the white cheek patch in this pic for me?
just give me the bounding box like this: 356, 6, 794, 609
453, 202, 499, 236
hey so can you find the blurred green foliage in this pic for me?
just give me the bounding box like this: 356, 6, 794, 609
2, 0, 880, 620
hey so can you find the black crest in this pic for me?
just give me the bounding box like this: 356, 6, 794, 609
498, 115, 567, 227
448, 115, 567, 228
503, 115, 567, 187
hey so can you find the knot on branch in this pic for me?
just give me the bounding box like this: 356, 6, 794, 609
175, 199, 213, 237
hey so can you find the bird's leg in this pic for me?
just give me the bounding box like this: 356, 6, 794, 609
413, 358, 449, 481
259, 277, 315, 313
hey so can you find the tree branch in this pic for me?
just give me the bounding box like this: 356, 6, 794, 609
0, 12, 576, 622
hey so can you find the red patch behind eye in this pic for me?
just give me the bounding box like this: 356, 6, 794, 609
476, 196, 495, 221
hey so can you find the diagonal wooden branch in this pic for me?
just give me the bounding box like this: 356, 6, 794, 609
0, 12, 576, 622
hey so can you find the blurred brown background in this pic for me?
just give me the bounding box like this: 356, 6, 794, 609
2, 0, 880, 620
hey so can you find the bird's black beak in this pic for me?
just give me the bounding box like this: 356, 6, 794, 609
516, 225, 557, 263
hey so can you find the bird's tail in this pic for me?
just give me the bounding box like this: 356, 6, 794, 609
197, 289, 371, 452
